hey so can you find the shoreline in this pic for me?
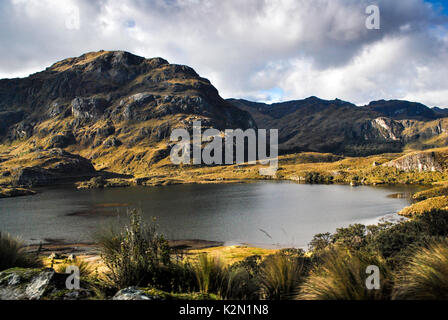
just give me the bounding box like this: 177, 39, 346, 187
24, 239, 226, 257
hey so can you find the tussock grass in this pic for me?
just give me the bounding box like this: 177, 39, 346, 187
298, 248, 392, 300
0, 232, 42, 271
54, 258, 94, 279
393, 239, 448, 300
258, 252, 306, 300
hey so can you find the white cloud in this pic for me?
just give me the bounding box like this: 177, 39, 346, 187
0, 0, 448, 106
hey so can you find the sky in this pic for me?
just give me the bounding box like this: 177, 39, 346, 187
1, 0, 448, 107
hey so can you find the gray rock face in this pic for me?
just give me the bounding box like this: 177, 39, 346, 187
112, 287, 160, 300
71, 97, 108, 120
24, 269, 55, 300
0, 268, 93, 300
384, 151, 443, 172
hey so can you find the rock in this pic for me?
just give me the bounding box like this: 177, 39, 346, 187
0, 268, 94, 300
13, 167, 53, 187
103, 137, 122, 148
9, 122, 34, 140
112, 287, 159, 300
11, 150, 96, 187
96, 124, 115, 138
384, 151, 443, 172
48, 132, 76, 148
25, 269, 55, 300
0, 111, 25, 134
71, 97, 108, 120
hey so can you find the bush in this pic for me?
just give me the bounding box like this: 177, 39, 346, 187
393, 239, 448, 300
97, 209, 173, 290
368, 209, 448, 264
298, 247, 393, 300
0, 232, 41, 271
258, 252, 307, 300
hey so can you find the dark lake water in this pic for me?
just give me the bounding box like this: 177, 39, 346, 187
0, 182, 420, 248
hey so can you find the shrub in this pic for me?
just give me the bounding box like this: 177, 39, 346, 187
308, 232, 332, 252
97, 209, 172, 290
0, 232, 41, 271
368, 210, 448, 264
258, 252, 307, 300
393, 239, 448, 300
298, 247, 393, 300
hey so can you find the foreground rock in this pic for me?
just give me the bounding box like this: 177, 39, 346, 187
0, 268, 94, 300
112, 287, 161, 300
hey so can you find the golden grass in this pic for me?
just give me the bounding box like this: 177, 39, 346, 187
399, 196, 448, 217
186, 246, 277, 265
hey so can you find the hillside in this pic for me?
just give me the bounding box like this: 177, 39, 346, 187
228, 98, 448, 156
0, 51, 255, 186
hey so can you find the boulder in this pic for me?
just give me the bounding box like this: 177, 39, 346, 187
71, 97, 108, 120
0, 268, 93, 300
112, 287, 160, 300
48, 132, 76, 148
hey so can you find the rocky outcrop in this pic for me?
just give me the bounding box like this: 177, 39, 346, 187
384, 151, 443, 172
7, 149, 96, 187
0, 268, 93, 300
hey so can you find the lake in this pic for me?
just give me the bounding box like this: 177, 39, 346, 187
0, 182, 420, 248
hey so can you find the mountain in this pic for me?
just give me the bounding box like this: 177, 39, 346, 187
0, 50, 255, 185
363, 100, 439, 121
228, 97, 448, 156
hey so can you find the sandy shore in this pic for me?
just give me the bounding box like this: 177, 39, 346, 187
24, 239, 225, 257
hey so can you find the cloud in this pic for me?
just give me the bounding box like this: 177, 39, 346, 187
0, 0, 448, 106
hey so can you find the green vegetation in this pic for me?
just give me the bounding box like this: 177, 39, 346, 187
96, 210, 197, 292
0, 232, 42, 271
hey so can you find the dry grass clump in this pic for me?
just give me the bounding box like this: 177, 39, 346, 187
298, 248, 392, 300
393, 239, 448, 300
0, 232, 42, 271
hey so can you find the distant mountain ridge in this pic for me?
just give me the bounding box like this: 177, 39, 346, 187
228, 97, 448, 156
